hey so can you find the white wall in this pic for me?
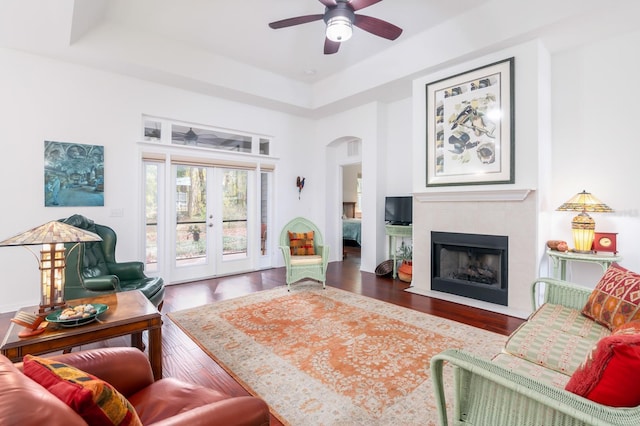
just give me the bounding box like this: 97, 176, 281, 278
549, 29, 640, 285
317, 102, 394, 273
0, 48, 318, 312
384, 98, 413, 198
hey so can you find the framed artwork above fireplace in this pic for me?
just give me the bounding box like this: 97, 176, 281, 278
425, 57, 515, 187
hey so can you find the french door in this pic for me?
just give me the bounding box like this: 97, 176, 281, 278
169, 165, 253, 282
144, 160, 264, 284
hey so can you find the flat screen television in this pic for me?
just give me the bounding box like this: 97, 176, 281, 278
385, 196, 412, 225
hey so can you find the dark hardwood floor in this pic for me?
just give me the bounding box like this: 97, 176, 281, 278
0, 246, 524, 425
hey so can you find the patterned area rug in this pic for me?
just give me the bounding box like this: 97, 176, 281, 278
168, 283, 506, 425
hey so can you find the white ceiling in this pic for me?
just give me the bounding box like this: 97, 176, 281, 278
103, 0, 489, 83
1, 0, 639, 117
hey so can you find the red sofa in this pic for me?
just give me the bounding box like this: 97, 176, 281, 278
0, 347, 270, 425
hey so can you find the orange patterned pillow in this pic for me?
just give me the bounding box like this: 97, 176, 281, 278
23, 355, 142, 425
288, 231, 315, 255
582, 263, 640, 330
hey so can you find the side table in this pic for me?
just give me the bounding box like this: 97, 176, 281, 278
546, 249, 622, 280
1, 290, 163, 380
385, 224, 412, 279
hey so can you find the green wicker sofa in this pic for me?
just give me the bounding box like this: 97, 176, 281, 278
431, 277, 640, 426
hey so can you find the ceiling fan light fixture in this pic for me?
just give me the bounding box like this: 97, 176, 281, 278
326, 16, 352, 42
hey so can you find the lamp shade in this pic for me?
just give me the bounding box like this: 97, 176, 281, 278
0, 221, 102, 313
0, 221, 102, 247
556, 190, 614, 252
556, 190, 613, 214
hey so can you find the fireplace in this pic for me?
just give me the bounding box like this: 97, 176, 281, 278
431, 231, 508, 306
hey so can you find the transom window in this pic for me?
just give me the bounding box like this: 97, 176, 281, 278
143, 117, 271, 156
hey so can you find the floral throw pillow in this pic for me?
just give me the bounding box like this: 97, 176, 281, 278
582, 263, 640, 330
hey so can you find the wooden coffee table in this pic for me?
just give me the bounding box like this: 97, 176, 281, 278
1, 290, 162, 380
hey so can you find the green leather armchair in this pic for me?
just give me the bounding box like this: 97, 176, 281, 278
60, 214, 165, 309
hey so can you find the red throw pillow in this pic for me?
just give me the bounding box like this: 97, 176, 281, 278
23, 355, 142, 425
565, 326, 640, 407
288, 231, 315, 255
582, 263, 640, 330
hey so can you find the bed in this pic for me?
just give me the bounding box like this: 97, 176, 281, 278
342, 218, 362, 246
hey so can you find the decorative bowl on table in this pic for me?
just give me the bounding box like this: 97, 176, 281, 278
46, 303, 109, 327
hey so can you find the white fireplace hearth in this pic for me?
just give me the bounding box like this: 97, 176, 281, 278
407, 189, 539, 319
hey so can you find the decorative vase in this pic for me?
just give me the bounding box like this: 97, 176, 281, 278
398, 260, 412, 283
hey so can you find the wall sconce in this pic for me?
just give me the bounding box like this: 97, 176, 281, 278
0, 221, 102, 314
556, 190, 614, 252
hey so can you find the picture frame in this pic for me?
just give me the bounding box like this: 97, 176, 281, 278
425, 57, 515, 187
44, 141, 104, 207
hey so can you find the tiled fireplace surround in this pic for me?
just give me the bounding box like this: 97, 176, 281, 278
407, 189, 538, 319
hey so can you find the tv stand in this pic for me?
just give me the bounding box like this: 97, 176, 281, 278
385, 224, 412, 279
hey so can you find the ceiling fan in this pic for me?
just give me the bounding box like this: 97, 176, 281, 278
268, 0, 402, 54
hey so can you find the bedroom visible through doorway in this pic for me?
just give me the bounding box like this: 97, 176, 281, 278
342, 163, 362, 259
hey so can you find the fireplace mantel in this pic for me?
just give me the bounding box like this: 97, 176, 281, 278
415, 189, 533, 203
410, 188, 538, 318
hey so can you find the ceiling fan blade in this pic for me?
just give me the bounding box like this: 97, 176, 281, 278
318, 0, 337, 7
353, 14, 402, 40
349, 0, 382, 12
324, 38, 341, 54
268, 14, 324, 29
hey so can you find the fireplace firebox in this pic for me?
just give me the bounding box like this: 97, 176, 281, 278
431, 231, 508, 306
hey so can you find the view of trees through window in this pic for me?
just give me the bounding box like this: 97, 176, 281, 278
145, 163, 159, 271
175, 166, 206, 261
222, 169, 248, 255
174, 166, 248, 263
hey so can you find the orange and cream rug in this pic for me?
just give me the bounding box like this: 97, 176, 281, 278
168, 283, 506, 425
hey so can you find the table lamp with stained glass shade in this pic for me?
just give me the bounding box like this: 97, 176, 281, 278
556, 190, 614, 253
0, 221, 102, 318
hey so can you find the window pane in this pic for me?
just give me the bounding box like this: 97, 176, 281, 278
171, 124, 252, 153
143, 119, 162, 141
260, 172, 269, 255
176, 165, 207, 265
259, 138, 270, 155
145, 164, 159, 272
222, 169, 247, 255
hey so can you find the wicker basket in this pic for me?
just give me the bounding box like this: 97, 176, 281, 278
375, 260, 394, 277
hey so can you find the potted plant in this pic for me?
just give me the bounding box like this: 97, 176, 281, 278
397, 241, 413, 282
187, 225, 201, 241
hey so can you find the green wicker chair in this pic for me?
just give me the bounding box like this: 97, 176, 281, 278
279, 217, 329, 291
430, 277, 640, 426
